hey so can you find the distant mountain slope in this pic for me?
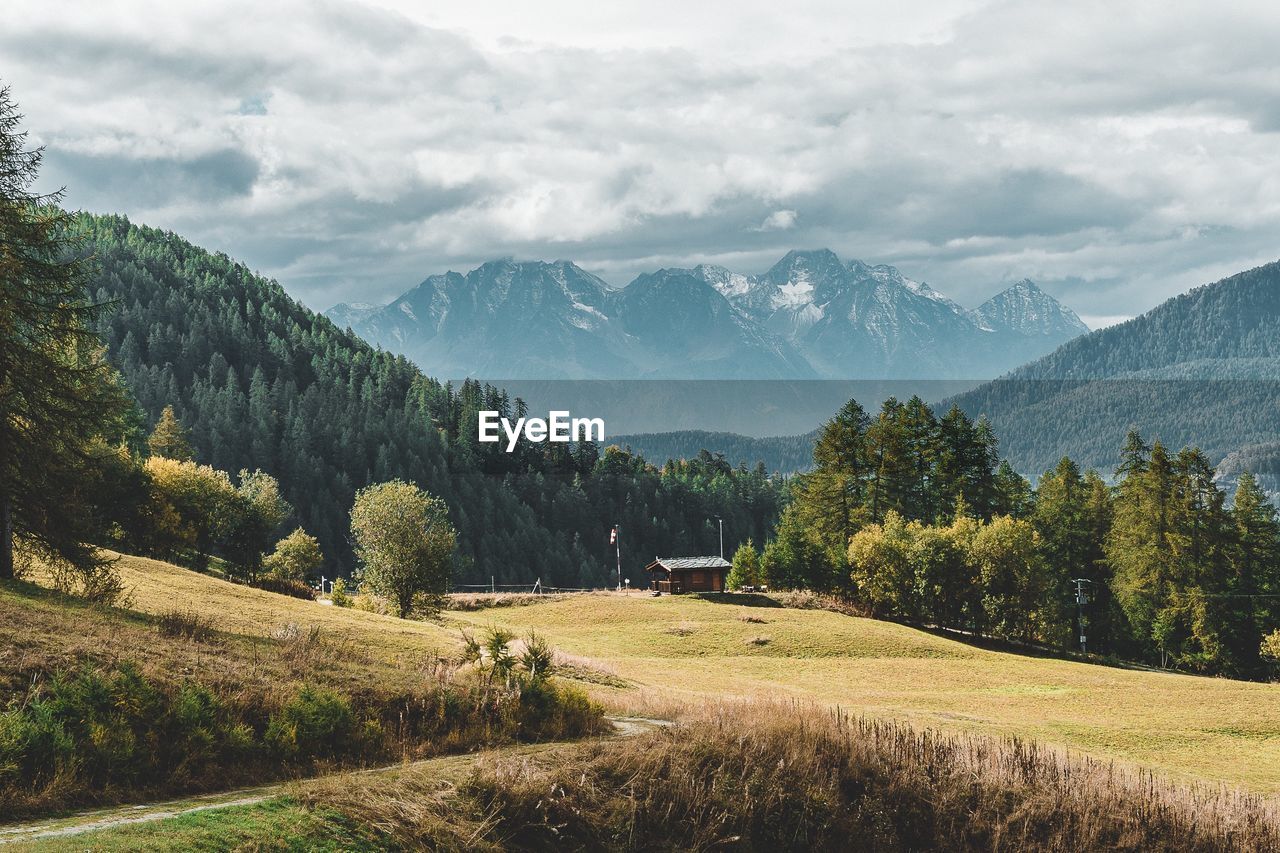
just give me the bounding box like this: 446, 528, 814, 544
615, 269, 815, 378
949, 260, 1280, 476
327, 250, 1087, 380
611, 429, 819, 475
328, 259, 636, 378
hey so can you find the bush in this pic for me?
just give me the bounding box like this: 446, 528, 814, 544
266, 686, 356, 760
515, 679, 602, 742
0, 704, 74, 790
330, 577, 352, 608
253, 576, 316, 600
156, 610, 217, 642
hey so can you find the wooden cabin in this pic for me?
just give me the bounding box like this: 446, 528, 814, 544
645, 556, 730, 594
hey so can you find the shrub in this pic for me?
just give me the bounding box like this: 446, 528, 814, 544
253, 576, 316, 600
262, 527, 323, 583
518, 632, 555, 681
0, 704, 74, 790
266, 686, 356, 760
515, 679, 602, 742
330, 577, 352, 608
156, 610, 217, 642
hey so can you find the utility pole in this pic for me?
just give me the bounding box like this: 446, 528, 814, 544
612, 524, 622, 591
714, 516, 724, 560
1072, 578, 1092, 654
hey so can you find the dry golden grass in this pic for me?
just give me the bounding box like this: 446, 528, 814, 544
4, 550, 458, 707
444, 591, 1280, 791
303, 700, 1280, 852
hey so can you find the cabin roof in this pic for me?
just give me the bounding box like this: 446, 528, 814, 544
645, 556, 731, 571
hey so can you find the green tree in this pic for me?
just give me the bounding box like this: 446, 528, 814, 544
726, 539, 760, 590
760, 506, 832, 591
263, 527, 324, 582
972, 515, 1050, 643
147, 405, 193, 461
911, 519, 978, 631
350, 480, 456, 617
1230, 473, 1280, 677
0, 87, 130, 580
864, 398, 913, 524
144, 456, 239, 572
794, 399, 871, 569
848, 511, 915, 617
227, 469, 292, 580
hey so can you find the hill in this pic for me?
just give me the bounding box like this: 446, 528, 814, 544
0, 551, 602, 818
445, 592, 1280, 791
80, 213, 785, 583
326, 249, 1087, 380
948, 260, 1280, 476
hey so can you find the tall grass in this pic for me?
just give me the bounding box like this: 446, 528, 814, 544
307, 701, 1280, 852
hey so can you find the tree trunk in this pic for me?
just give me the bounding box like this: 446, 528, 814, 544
0, 492, 13, 580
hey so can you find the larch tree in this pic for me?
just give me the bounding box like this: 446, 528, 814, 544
147, 405, 194, 461
0, 86, 129, 581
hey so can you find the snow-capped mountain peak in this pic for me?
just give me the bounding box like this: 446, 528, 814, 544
325, 251, 1087, 379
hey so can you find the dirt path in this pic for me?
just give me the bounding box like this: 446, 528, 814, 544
0, 716, 670, 846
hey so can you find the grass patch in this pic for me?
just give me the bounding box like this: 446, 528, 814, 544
447, 592, 577, 611
155, 610, 217, 643
25, 797, 386, 852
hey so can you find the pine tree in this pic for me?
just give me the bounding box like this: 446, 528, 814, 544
147, 405, 194, 461
793, 398, 871, 570
1227, 473, 1279, 676
0, 86, 130, 580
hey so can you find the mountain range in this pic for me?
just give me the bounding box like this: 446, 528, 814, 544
620, 259, 1280, 482
326, 250, 1088, 379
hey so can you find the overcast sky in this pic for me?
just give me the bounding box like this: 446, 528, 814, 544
6, 0, 1280, 327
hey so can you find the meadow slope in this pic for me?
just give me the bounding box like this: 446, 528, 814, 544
445, 593, 1280, 791
11, 553, 1280, 792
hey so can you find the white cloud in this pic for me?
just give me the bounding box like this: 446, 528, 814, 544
2, 0, 1278, 315
756, 209, 798, 231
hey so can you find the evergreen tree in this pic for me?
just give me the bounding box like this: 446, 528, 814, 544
864, 398, 913, 523
789, 398, 870, 578
0, 87, 130, 580
1226, 473, 1280, 676
726, 539, 760, 590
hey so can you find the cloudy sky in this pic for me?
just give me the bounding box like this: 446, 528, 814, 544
6, 0, 1280, 326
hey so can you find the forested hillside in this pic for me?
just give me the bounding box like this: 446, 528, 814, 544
611, 430, 819, 475
949, 261, 1280, 475
82, 214, 785, 584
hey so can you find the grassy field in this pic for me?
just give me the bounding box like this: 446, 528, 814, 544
11, 551, 1280, 794
444, 591, 1280, 792
3, 550, 454, 704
